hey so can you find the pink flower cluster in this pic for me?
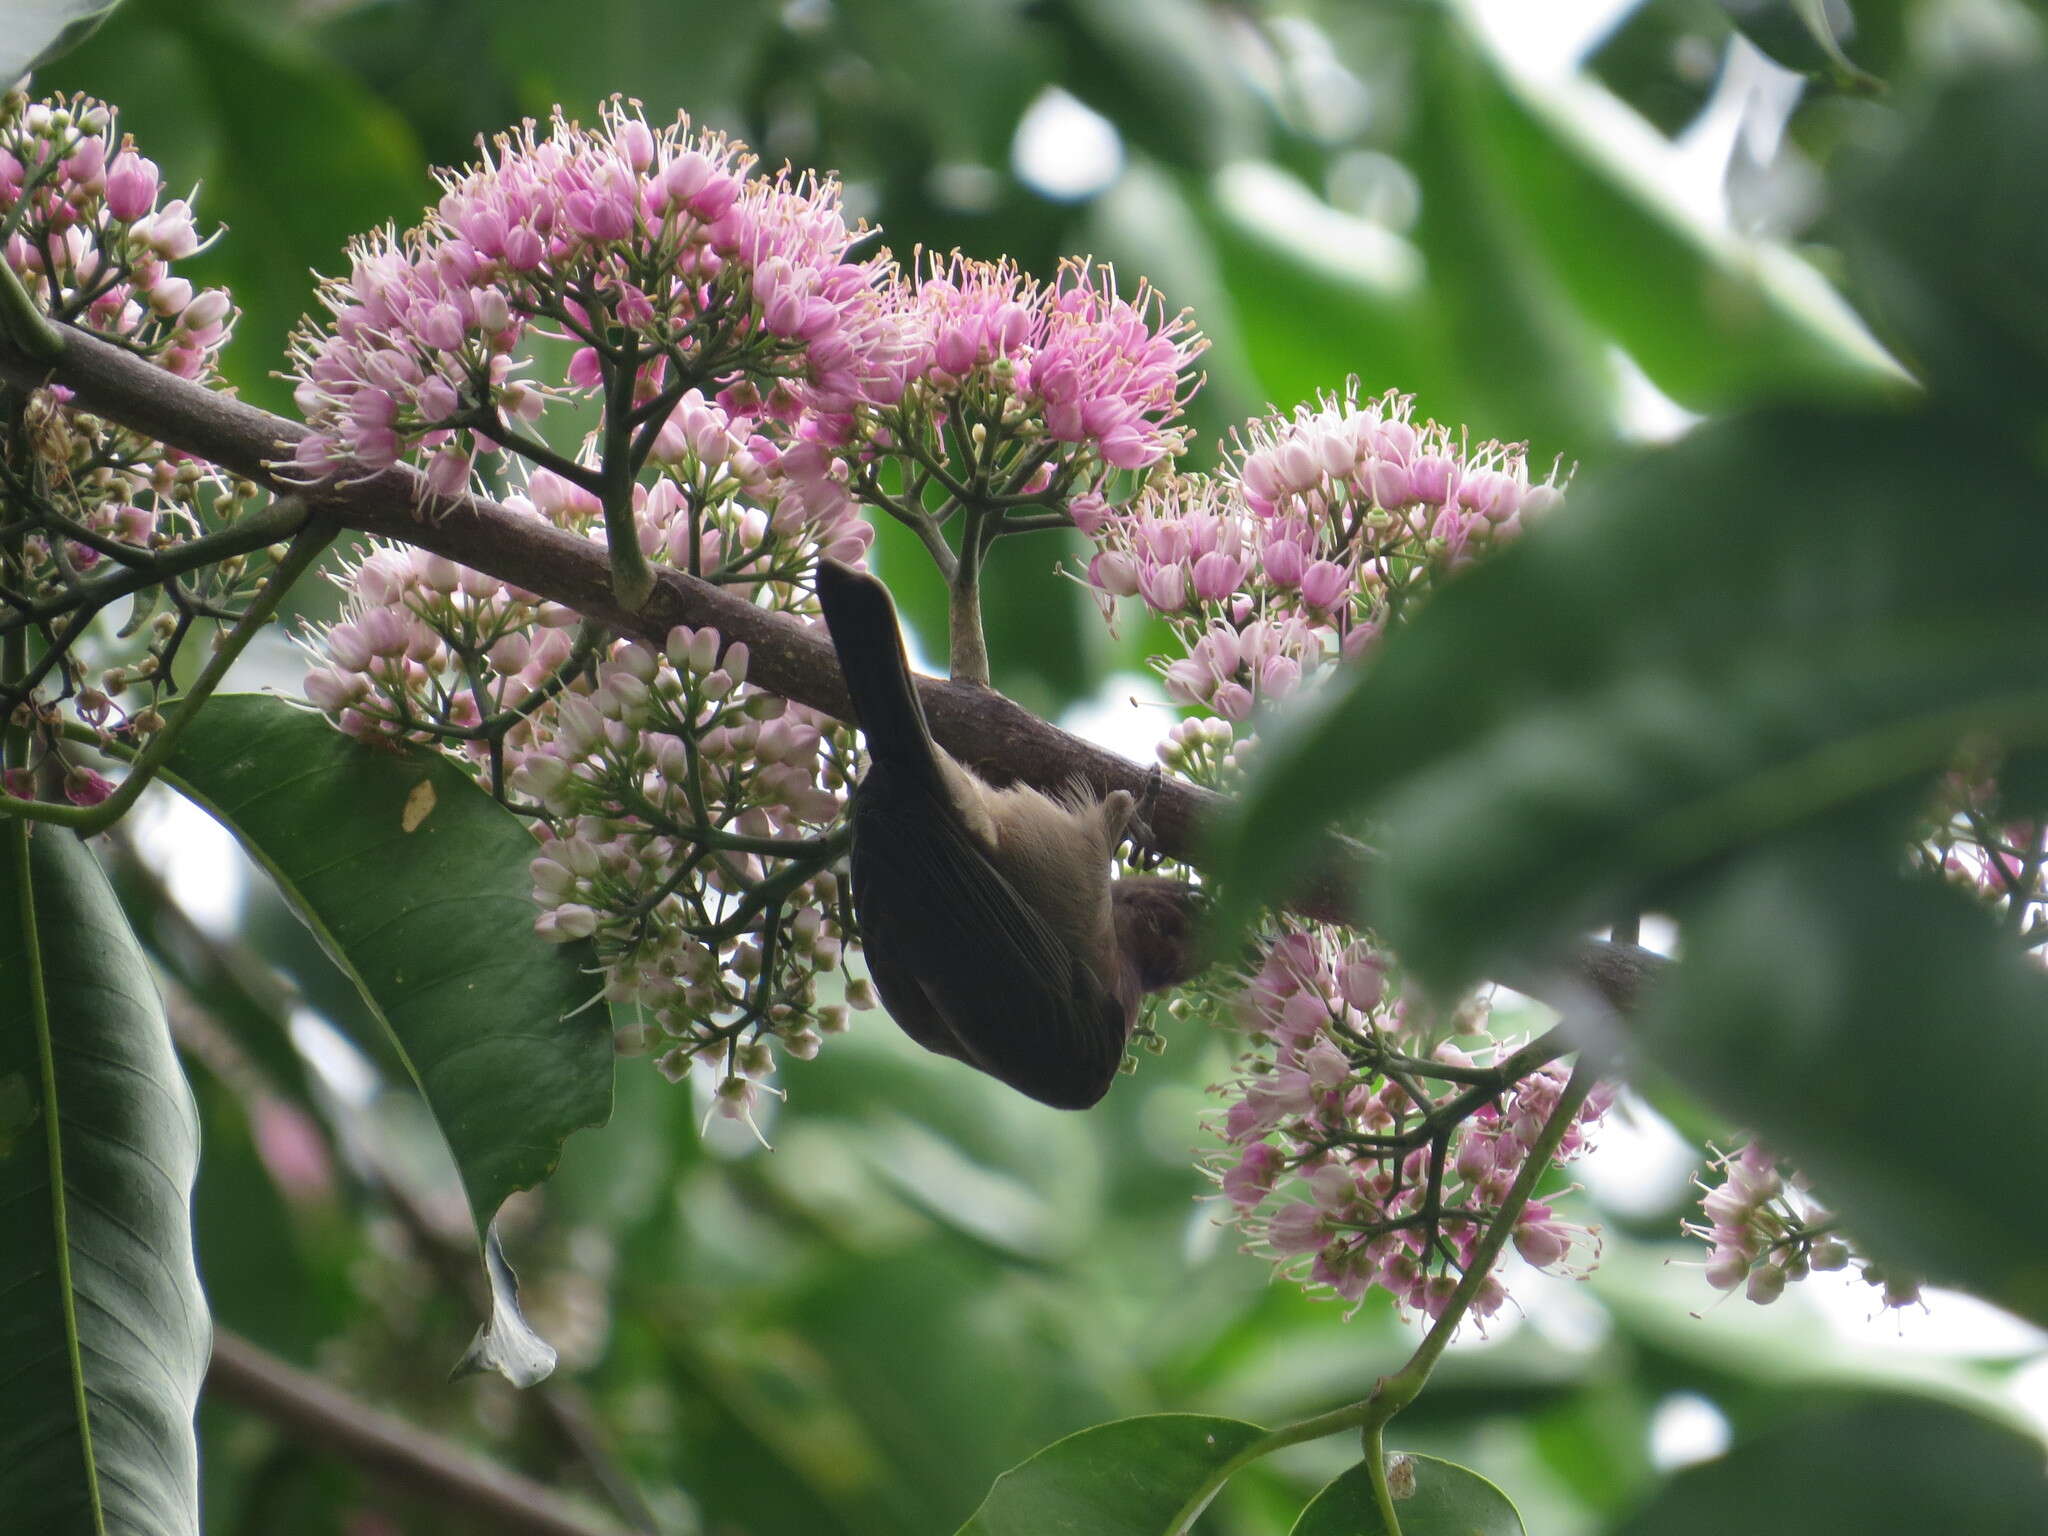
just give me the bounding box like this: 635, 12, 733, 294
872, 252, 1206, 474
287, 103, 1209, 525
1084, 386, 1563, 734
1214, 928, 1610, 1321
303, 396, 872, 1079
510, 615, 857, 1076
1688, 1140, 1921, 1310
2, 94, 231, 380
1, 94, 235, 564
287, 105, 1213, 1096
1, 94, 247, 747
288, 98, 897, 484
1923, 768, 2048, 964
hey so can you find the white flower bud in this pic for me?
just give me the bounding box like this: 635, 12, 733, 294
530, 853, 576, 897
537, 904, 598, 942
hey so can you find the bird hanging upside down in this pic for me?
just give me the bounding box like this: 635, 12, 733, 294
815, 558, 1200, 1109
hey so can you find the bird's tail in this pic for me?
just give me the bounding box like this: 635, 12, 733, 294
815, 559, 941, 783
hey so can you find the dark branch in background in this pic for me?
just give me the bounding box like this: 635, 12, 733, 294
0, 322, 1667, 1018
206, 1331, 635, 1536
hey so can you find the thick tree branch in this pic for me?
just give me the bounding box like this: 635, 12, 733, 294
0, 323, 1667, 1017
205, 1329, 634, 1536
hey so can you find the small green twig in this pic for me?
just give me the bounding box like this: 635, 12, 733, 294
2, 625, 25, 770
482, 413, 602, 494
993, 510, 1075, 535
0, 519, 337, 831
852, 463, 958, 580
597, 350, 655, 612
947, 505, 992, 685
0, 496, 311, 636
0, 259, 65, 363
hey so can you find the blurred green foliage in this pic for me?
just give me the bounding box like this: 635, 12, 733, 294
25, 2, 2048, 1533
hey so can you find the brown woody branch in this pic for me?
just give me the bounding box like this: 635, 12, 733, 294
205, 1330, 635, 1536
0, 322, 1665, 1017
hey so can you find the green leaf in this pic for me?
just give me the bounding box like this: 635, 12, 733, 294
1050, 0, 1262, 173
1405, 11, 1619, 461
1447, 2, 1903, 413
1717, 0, 1905, 89
1, 822, 208, 1536
162, 694, 612, 1384
1840, 64, 2048, 417
1588, 1, 1731, 138
1208, 407, 2048, 995
837, 0, 1048, 168
1202, 172, 1437, 443
1649, 837, 2048, 1322
1608, 1396, 2048, 1536
1, 0, 124, 77
956, 1413, 1264, 1536
480, 0, 775, 135
163, 15, 427, 415
1292, 1454, 1525, 1536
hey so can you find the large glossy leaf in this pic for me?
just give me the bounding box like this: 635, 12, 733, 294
1051, 0, 1261, 173
162, 694, 612, 1383
1588, 1, 1729, 137
1717, 0, 1911, 88
1406, 11, 1619, 463
171, 16, 426, 416
1, 822, 208, 1536
1445, 0, 1902, 413
1292, 1453, 1524, 1536
1, 0, 124, 77
1207, 407, 2048, 996
956, 1414, 1264, 1535
1839, 64, 2048, 418
1649, 837, 2048, 1322
1608, 1396, 2048, 1536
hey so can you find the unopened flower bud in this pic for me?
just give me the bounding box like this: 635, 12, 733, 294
1745, 1262, 1787, 1305
1809, 1237, 1850, 1272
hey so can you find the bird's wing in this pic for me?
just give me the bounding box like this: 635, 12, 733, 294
852, 782, 1128, 1109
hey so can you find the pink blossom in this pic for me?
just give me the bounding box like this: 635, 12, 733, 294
64, 767, 116, 806
1089, 549, 1140, 597
288, 100, 896, 483
252, 1097, 336, 1203
1266, 1203, 1328, 1257
104, 150, 160, 221
1222, 1143, 1284, 1208
1191, 550, 1244, 602
1213, 921, 1611, 1319
1298, 560, 1349, 611
1260, 532, 1308, 588
1136, 561, 1187, 613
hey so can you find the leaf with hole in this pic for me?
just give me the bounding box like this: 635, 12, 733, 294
163, 693, 612, 1384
